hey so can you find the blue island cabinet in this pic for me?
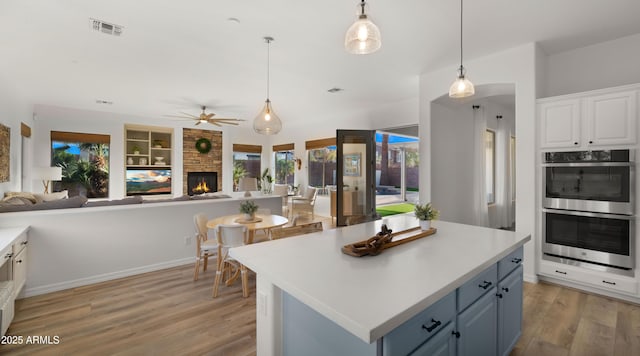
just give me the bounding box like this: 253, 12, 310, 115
282, 247, 524, 356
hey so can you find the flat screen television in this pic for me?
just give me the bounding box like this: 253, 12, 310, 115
126, 168, 172, 196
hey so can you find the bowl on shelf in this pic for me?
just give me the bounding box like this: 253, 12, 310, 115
154, 157, 165, 164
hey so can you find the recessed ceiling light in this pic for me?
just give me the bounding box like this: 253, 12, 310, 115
95, 100, 113, 105
327, 87, 344, 93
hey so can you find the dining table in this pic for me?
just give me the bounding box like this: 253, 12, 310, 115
206, 213, 289, 244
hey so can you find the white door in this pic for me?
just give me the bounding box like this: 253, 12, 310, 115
539, 99, 581, 149
585, 90, 637, 147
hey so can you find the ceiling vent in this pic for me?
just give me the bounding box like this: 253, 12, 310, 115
90, 18, 123, 36
327, 87, 344, 93
95, 100, 113, 105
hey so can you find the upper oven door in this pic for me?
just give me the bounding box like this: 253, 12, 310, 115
543, 162, 634, 215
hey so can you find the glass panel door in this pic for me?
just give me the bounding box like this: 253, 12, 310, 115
336, 130, 376, 226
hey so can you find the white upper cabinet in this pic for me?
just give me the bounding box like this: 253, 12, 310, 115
585, 90, 637, 147
539, 99, 581, 148
539, 85, 638, 150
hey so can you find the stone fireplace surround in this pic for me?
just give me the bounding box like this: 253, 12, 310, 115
182, 128, 223, 195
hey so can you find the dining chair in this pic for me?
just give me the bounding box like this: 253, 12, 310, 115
193, 213, 217, 281
270, 221, 323, 239
273, 184, 289, 215
291, 186, 318, 220
253, 208, 272, 242
238, 177, 258, 191
213, 224, 250, 298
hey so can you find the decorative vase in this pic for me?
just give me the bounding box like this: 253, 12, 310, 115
419, 219, 431, 231
244, 213, 255, 221
127, 157, 134, 165
261, 179, 272, 194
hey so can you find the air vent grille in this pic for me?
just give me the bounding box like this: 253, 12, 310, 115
90, 18, 123, 36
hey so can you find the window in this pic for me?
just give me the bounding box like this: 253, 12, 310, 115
485, 130, 495, 204
232, 144, 262, 191
51, 131, 110, 198
273, 144, 295, 185
308, 146, 337, 188
510, 135, 516, 201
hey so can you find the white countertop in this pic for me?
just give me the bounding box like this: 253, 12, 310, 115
230, 214, 531, 344
0, 226, 29, 265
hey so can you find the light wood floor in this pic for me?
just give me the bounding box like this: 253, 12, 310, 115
3, 231, 640, 355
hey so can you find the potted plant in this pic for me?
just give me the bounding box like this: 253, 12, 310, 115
152, 139, 163, 148
414, 202, 439, 230
132, 144, 141, 155
239, 200, 259, 220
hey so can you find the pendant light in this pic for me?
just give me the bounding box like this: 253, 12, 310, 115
344, 0, 381, 55
253, 36, 282, 135
449, 0, 475, 98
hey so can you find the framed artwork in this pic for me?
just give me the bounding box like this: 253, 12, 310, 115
343, 153, 361, 177
0, 123, 9, 183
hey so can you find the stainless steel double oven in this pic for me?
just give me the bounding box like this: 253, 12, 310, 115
542, 149, 635, 271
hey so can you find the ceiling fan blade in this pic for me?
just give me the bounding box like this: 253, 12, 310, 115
208, 121, 222, 127
211, 118, 244, 122
210, 120, 239, 126
178, 111, 199, 119
205, 113, 215, 120
195, 121, 202, 126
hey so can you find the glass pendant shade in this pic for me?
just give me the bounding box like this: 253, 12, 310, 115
345, 1, 381, 55
253, 99, 282, 135
449, 66, 475, 98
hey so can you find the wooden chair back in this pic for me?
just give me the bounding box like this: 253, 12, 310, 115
194, 213, 209, 246
271, 221, 323, 239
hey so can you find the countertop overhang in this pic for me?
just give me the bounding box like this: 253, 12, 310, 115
230, 214, 531, 343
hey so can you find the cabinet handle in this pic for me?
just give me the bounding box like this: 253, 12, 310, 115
502, 287, 509, 293
511, 258, 522, 264
16, 259, 22, 264
555, 270, 567, 275
496, 293, 503, 299
574, 142, 579, 145
21, 241, 28, 245
589, 140, 593, 144
602, 280, 616, 286
4, 253, 13, 259
422, 319, 441, 333
478, 280, 492, 290
452, 330, 461, 338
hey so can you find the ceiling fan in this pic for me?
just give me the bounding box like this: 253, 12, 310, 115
166, 106, 245, 127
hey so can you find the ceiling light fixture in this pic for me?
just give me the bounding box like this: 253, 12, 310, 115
344, 0, 381, 55
449, 0, 475, 98
253, 36, 282, 135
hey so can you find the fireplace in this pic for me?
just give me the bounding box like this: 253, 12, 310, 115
187, 172, 218, 195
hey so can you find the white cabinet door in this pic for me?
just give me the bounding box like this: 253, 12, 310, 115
539, 99, 581, 149
12, 247, 27, 298
585, 90, 637, 147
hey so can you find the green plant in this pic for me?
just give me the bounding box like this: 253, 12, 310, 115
261, 168, 273, 184
239, 200, 258, 215
414, 203, 439, 221
132, 144, 141, 153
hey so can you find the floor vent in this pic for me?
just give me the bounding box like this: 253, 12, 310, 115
90, 18, 123, 36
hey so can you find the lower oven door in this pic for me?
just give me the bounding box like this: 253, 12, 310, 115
543, 209, 635, 269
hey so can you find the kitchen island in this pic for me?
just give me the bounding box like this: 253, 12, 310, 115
230, 214, 531, 356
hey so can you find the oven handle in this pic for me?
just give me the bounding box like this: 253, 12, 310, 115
542, 162, 633, 167
543, 208, 635, 220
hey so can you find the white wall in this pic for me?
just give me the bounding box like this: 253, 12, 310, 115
545, 33, 640, 97
430, 103, 475, 224
0, 78, 33, 197
419, 43, 539, 282
32, 104, 267, 198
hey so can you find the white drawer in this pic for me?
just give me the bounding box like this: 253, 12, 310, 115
12, 231, 28, 255
539, 260, 637, 295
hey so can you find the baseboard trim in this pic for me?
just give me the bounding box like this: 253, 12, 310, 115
523, 273, 539, 284
22, 258, 193, 298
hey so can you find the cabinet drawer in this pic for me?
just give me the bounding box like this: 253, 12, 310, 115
458, 263, 498, 312
540, 260, 637, 295
12, 232, 28, 255
383, 291, 456, 356
498, 247, 523, 281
